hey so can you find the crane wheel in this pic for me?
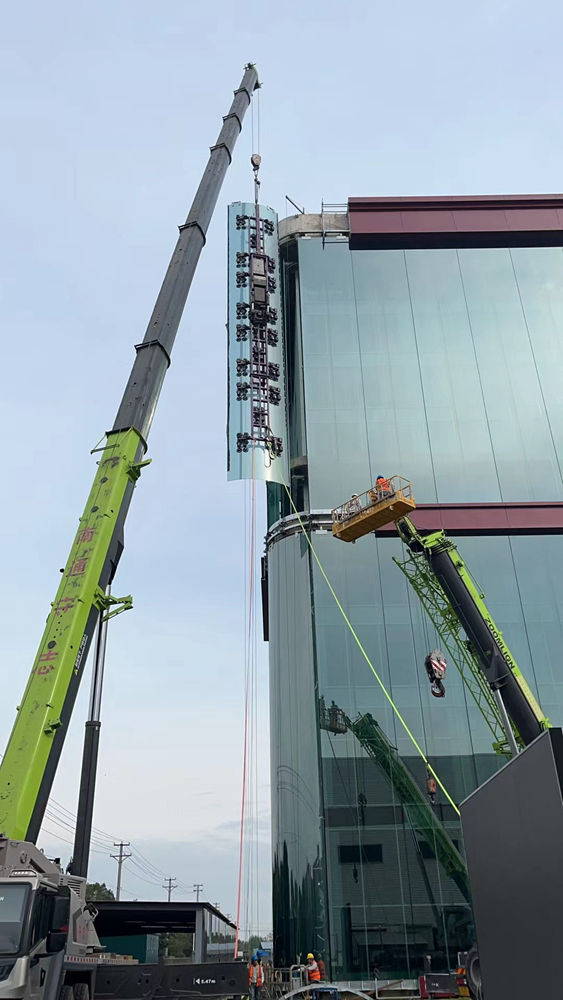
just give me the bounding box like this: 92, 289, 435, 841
73, 984, 90, 1000
58, 987, 75, 1000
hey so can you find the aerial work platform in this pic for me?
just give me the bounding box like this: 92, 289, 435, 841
331, 476, 416, 542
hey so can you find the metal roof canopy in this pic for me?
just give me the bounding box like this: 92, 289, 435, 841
93, 900, 235, 938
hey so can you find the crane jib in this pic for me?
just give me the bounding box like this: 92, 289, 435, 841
0, 64, 259, 845
0, 428, 144, 840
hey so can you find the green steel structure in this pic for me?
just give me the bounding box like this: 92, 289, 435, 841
394, 516, 549, 754
0, 64, 260, 849
393, 542, 513, 755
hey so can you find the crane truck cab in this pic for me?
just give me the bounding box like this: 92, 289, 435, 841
0, 839, 99, 1000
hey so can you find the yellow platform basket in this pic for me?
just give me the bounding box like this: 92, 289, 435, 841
332, 477, 416, 542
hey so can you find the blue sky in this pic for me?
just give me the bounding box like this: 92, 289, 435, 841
1, 0, 562, 933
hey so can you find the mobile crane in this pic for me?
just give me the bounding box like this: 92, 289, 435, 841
332, 476, 551, 998
0, 64, 259, 1000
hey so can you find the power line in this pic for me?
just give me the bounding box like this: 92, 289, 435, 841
41, 812, 188, 894
122, 865, 163, 888
2, 746, 192, 894
45, 801, 177, 884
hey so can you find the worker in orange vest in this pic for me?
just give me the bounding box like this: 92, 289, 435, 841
249, 958, 264, 1000
375, 475, 392, 499
427, 770, 437, 805
316, 954, 326, 980
306, 954, 321, 983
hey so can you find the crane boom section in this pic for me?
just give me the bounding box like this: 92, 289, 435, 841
397, 518, 548, 747
0, 64, 259, 843
0, 429, 143, 840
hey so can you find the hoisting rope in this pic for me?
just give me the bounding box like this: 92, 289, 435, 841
234, 95, 265, 955
279, 474, 460, 817
235, 453, 256, 955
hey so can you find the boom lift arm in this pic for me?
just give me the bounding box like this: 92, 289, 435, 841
0, 64, 260, 844
395, 516, 548, 750
331, 479, 548, 754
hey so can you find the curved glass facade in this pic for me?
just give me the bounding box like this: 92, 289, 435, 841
268, 236, 563, 979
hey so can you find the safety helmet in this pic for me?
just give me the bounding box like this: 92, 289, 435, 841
376, 475, 384, 480
307, 953, 314, 959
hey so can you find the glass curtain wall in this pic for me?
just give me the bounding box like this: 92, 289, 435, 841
297, 241, 563, 508
269, 238, 563, 979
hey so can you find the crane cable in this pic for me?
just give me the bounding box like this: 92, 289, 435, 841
235, 95, 264, 955
279, 473, 460, 817
235, 449, 257, 955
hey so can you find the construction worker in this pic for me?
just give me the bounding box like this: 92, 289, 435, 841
249, 958, 264, 1000
316, 953, 326, 980
375, 475, 392, 499
427, 771, 437, 805
346, 493, 362, 517
306, 953, 321, 985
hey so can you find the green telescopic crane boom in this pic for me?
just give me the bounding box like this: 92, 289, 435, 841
0, 64, 260, 846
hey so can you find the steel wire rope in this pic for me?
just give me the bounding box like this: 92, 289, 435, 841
235, 446, 256, 952
278, 476, 460, 817
244, 464, 255, 942
253, 506, 260, 941
247, 464, 259, 942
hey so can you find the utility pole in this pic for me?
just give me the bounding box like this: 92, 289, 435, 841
193, 883, 203, 902
163, 878, 178, 902
111, 841, 131, 901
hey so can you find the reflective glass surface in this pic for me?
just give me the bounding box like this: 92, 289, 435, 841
297, 241, 563, 506
270, 238, 563, 979
269, 532, 328, 966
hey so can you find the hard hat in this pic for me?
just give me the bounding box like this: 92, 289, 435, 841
307, 953, 314, 959
351, 494, 359, 497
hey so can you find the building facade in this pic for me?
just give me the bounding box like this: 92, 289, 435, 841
266, 196, 563, 980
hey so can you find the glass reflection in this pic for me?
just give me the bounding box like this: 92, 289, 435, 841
271, 236, 563, 980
